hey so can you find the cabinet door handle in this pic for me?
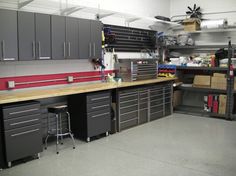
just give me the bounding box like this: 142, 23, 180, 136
89, 43, 92, 57
91, 112, 109, 118
63, 42, 66, 58
32, 41, 36, 58
11, 129, 39, 137
2, 40, 5, 59
9, 108, 39, 115
38, 41, 41, 59
68, 42, 71, 57
93, 43, 95, 57
10, 118, 39, 126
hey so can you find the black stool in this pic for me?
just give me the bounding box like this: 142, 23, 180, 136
45, 105, 75, 154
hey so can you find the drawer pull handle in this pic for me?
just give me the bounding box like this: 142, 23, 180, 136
91, 96, 109, 101
91, 112, 109, 118
11, 129, 39, 137
10, 119, 39, 126
92, 104, 109, 109
9, 108, 39, 115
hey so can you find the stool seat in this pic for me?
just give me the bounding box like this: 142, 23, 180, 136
48, 105, 68, 114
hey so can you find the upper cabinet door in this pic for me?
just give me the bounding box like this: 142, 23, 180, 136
66, 17, 79, 59
78, 19, 91, 59
35, 13, 51, 60
0, 9, 18, 61
18, 11, 35, 61
90, 21, 102, 59
51, 15, 66, 60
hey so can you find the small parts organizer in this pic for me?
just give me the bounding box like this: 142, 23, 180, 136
158, 65, 176, 78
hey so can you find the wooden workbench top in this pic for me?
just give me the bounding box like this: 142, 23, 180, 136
0, 77, 175, 105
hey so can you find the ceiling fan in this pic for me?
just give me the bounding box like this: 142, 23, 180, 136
186, 4, 202, 19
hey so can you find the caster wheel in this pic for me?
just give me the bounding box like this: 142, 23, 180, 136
45, 147, 47, 150
73, 147, 75, 149
57, 152, 59, 154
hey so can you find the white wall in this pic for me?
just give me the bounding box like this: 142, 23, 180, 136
170, 0, 236, 25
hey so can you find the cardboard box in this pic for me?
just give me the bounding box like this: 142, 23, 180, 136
211, 76, 227, 90
173, 90, 182, 108
183, 18, 200, 32
219, 95, 227, 114
213, 73, 226, 78
193, 75, 211, 88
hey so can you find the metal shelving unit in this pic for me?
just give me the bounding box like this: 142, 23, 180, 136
170, 41, 235, 120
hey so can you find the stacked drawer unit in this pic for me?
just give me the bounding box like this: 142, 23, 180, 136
117, 83, 173, 131
68, 91, 111, 142
118, 88, 139, 131
149, 83, 172, 121
1, 101, 42, 167
139, 88, 149, 124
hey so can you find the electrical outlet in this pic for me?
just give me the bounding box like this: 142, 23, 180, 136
8, 81, 15, 88
67, 76, 74, 83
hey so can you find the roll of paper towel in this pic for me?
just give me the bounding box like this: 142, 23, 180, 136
201, 19, 228, 29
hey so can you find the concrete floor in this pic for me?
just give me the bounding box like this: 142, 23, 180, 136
1, 113, 236, 176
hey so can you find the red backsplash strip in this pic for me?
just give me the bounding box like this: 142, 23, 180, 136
0, 70, 114, 91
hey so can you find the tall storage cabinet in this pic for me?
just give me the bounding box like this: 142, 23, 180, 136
90, 20, 102, 59
0, 9, 18, 61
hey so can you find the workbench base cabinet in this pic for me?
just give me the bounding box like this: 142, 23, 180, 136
68, 91, 111, 142
117, 83, 173, 131
0, 101, 42, 167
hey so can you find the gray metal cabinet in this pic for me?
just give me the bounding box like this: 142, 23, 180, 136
1, 101, 42, 167
90, 20, 102, 59
68, 91, 111, 142
51, 15, 66, 60
35, 13, 51, 60
78, 19, 102, 59
0, 9, 18, 61
18, 11, 35, 61
66, 17, 79, 59
117, 83, 173, 131
78, 18, 91, 59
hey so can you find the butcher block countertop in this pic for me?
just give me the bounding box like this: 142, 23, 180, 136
0, 77, 175, 105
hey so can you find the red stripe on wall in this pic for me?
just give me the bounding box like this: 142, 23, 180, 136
0, 70, 115, 91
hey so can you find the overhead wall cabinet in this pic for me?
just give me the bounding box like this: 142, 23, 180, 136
0, 9, 18, 61
18, 11, 51, 61
79, 19, 102, 59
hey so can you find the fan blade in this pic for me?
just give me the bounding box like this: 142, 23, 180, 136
188, 6, 193, 11
186, 11, 192, 14
196, 7, 200, 11
196, 11, 202, 15
194, 4, 196, 10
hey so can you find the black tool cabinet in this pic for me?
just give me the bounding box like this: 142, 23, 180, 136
0, 101, 42, 167
117, 83, 173, 131
68, 91, 111, 142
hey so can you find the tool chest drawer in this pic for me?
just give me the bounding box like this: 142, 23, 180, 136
4, 113, 41, 131
86, 91, 111, 104
2, 102, 40, 120
86, 100, 110, 113
4, 124, 42, 162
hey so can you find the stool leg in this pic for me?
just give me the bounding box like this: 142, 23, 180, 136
66, 112, 76, 149
59, 113, 63, 145
56, 114, 59, 154
44, 112, 50, 149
